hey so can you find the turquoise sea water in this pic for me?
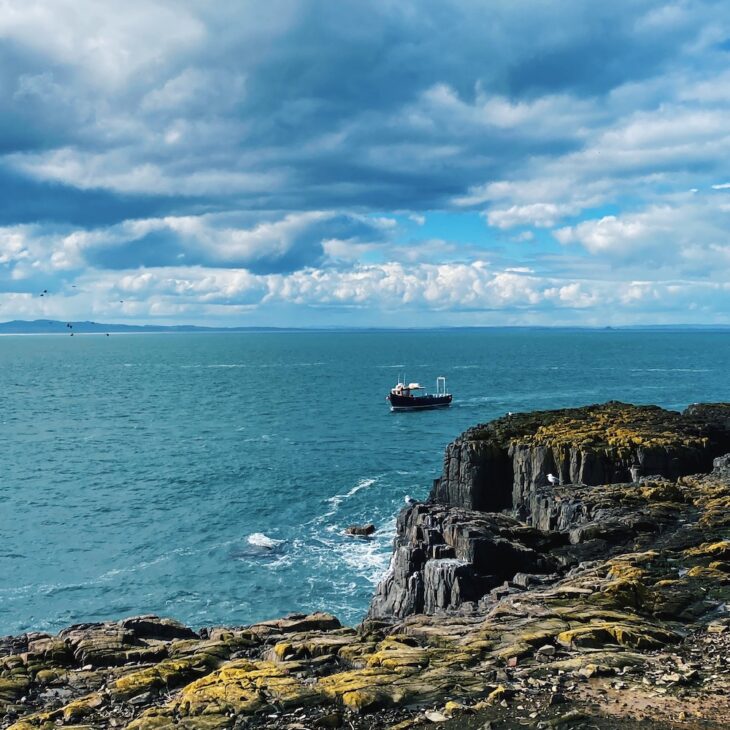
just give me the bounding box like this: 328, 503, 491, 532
1, 329, 729, 635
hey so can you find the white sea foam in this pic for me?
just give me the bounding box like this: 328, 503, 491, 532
247, 532, 284, 549
461, 395, 502, 403
326, 477, 377, 506
630, 368, 711, 373
329, 516, 396, 587
320, 477, 378, 520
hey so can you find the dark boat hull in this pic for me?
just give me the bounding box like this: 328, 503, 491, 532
388, 393, 452, 411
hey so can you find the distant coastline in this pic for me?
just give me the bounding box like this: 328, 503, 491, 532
1, 319, 730, 335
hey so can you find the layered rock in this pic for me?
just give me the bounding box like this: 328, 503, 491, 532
431, 401, 730, 517
369, 505, 563, 618
369, 402, 730, 619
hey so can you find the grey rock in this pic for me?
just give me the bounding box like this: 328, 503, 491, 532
368, 504, 559, 618
119, 615, 198, 641
371, 403, 730, 619
344, 524, 376, 537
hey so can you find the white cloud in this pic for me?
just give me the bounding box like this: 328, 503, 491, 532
6, 148, 281, 196
0, 0, 204, 88
1, 1, 730, 326
417, 83, 601, 140
555, 198, 730, 270
486, 203, 580, 229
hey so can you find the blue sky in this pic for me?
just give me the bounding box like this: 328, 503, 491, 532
0, 0, 729, 326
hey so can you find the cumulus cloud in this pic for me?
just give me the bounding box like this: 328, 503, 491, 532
1, 1, 729, 324
0, 211, 397, 279
554, 196, 730, 278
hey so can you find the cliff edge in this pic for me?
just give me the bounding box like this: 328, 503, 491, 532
370, 402, 730, 619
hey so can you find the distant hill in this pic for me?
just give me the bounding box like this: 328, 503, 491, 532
0, 320, 291, 334
0, 320, 728, 334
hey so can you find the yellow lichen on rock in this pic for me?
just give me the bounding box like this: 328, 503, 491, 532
686, 565, 730, 582
318, 667, 400, 711
269, 631, 357, 662
61, 693, 104, 722
366, 637, 430, 672
111, 655, 217, 700
557, 621, 679, 650
484, 684, 507, 704
685, 541, 730, 560
639, 480, 686, 503
175, 659, 323, 715
514, 403, 708, 451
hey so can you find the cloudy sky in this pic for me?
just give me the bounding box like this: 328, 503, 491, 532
1, 0, 729, 326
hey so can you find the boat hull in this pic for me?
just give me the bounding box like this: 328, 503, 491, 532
388, 393, 452, 411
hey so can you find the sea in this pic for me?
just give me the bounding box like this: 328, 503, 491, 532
1, 329, 729, 636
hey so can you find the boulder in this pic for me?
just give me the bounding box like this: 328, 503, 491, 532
119, 615, 199, 641
344, 524, 376, 537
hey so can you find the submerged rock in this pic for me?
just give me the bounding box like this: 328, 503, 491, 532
344, 524, 376, 537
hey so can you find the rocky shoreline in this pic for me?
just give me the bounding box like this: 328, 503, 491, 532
2, 402, 729, 729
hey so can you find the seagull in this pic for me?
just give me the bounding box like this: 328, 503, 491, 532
404, 495, 417, 505
547, 473, 560, 486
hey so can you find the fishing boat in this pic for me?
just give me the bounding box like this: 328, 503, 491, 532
387, 376, 452, 412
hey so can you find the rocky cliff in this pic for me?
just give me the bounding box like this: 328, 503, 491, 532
371, 402, 730, 620
2, 402, 730, 730
432, 402, 730, 515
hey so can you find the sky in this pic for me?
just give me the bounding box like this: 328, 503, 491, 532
1, 0, 729, 327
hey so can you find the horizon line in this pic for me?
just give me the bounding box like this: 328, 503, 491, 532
1, 319, 730, 334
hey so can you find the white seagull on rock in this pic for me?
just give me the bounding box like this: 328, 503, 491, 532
547, 473, 560, 486
405, 495, 417, 505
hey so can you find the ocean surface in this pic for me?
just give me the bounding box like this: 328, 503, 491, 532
1, 329, 729, 636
